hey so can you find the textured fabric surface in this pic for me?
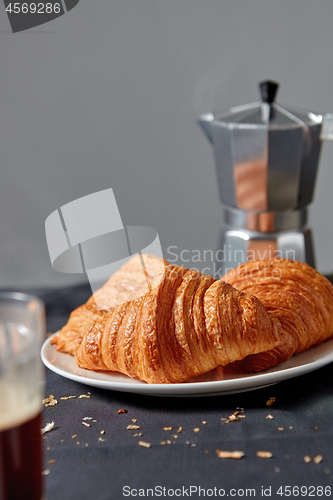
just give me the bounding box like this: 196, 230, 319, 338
27, 285, 333, 499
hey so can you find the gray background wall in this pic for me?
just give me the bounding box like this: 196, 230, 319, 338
1, 0, 333, 288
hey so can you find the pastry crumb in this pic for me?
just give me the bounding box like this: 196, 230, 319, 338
314, 454, 324, 464
256, 451, 273, 459
41, 422, 54, 435
225, 414, 239, 423
43, 395, 58, 407
138, 441, 151, 449
216, 450, 244, 459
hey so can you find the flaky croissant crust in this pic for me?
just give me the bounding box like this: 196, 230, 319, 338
75, 266, 284, 383
223, 259, 333, 371
50, 254, 167, 355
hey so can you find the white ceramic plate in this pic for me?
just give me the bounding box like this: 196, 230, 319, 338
41, 333, 333, 397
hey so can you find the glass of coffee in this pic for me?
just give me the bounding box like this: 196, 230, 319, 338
0, 292, 45, 500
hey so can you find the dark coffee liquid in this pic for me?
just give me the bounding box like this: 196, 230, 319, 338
0, 412, 43, 500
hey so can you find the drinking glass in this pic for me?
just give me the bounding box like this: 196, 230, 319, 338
0, 292, 45, 500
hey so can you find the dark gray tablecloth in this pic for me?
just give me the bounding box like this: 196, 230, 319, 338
33, 285, 333, 499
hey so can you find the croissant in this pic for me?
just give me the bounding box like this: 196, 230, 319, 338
50, 254, 167, 355
75, 265, 284, 384
223, 259, 333, 371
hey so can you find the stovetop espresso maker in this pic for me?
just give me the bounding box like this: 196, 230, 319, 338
198, 80, 333, 275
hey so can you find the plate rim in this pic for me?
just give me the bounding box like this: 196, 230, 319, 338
41, 333, 333, 396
